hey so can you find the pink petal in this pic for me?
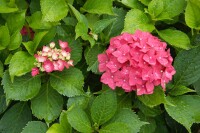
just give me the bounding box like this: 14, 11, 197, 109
31, 67, 39, 76
146, 81, 154, 93
59, 40, 68, 49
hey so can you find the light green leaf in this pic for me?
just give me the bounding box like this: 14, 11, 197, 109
26, 11, 59, 29
47, 111, 72, 133
92, 18, 115, 34
157, 29, 191, 50
50, 68, 84, 97
91, 90, 117, 125
139, 0, 151, 6
148, 0, 186, 20
41, 0, 68, 22
185, 0, 200, 29
123, 9, 155, 33
75, 22, 95, 46
108, 108, 147, 133
82, 0, 114, 15
116, 0, 144, 9
67, 106, 93, 133
99, 122, 131, 133
174, 46, 200, 86
2, 71, 41, 101
68, 39, 83, 65
165, 95, 200, 133
0, 0, 18, 13
21, 121, 48, 133
8, 31, 22, 50
31, 83, 63, 123
2, 10, 26, 34
0, 102, 32, 133
85, 45, 104, 73
169, 85, 195, 96
67, 95, 90, 110
138, 86, 167, 107
0, 61, 3, 78
0, 25, 10, 50
9, 51, 35, 82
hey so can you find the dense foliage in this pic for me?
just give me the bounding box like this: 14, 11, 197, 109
0, 0, 200, 133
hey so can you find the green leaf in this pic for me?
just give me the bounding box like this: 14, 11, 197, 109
2, 71, 41, 101
92, 18, 115, 34
67, 95, 90, 109
169, 85, 195, 96
9, 51, 35, 82
157, 29, 191, 50
174, 46, 200, 86
123, 9, 155, 33
117, 93, 132, 109
148, 0, 186, 20
82, 0, 114, 15
0, 0, 18, 13
0, 88, 7, 114
185, 0, 200, 29
31, 83, 63, 123
75, 22, 95, 46
40, 27, 56, 46
165, 95, 200, 132
8, 31, 22, 50
0, 61, 3, 78
2, 10, 26, 34
0, 102, 31, 133
138, 86, 167, 107
139, 0, 151, 6
99, 122, 131, 133
40, 0, 68, 22
0, 25, 10, 50
47, 111, 72, 133
30, 0, 41, 14
68, 39, 83, 65
27, 11, 59, 30
21, 121, 48, 133
103, 8, 126, 39
193, 78, 200, 95
108, 108, 147, 133
91, 90, 117, 125
50, 68, 84, 97
85, 45, 104, 73
67, 106, 93, 133
116, 0, 144, 10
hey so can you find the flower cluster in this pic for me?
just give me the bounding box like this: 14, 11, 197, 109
20, 26, 34, 39
31, 40, 73, 76
98, 30, 176, 95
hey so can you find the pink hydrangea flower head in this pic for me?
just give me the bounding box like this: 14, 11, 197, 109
31, 67, 39, 76
32, 40, 73, 76
98, 30, 176, 95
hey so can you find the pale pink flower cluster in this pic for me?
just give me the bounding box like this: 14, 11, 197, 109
31, 40, 73, 76
98, 30, 176, 95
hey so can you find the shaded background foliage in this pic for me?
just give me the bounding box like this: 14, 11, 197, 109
0, 0, 200, 133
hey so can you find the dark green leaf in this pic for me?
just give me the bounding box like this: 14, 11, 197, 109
0, 88, 7, 114
91, 90, 117, 125
99, 122, 131, 133
157, 29, 191, 50
67, 106, 93, 133
0, 61, 3, 78
193, 78, 200, 95
21, 121, 48, 133
123, 9, 155, 33
41, 0, 68, 22
68, 39, 82, 65
31, 83, 63, 123
9, 51, 35, 82
165, 95, 200, 132
2, 71, 41, 101
174, 46, 200, 86
85, 45, 104, 73
67, 95, 90, 109
0, 102, 32, 133
50, 68, 84, 97
82, 0, 114, 15
92, 19, 115, 34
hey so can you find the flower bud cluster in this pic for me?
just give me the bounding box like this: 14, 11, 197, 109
98, 30, 176, 95
31, 40, 73, 76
